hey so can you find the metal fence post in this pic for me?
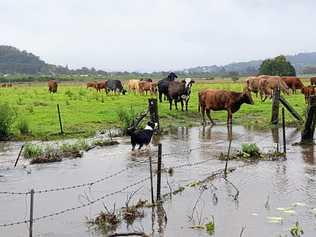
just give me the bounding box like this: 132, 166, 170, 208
149, 156, 155, 205
29, 189, 34, 237
282, 107, 286, 154
156, 144, 162, 201
57, 104, 64, 135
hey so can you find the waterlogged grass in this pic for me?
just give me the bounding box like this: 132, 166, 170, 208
0, 80, 309, 140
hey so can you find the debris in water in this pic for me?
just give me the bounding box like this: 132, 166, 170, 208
266, 216, 283, 224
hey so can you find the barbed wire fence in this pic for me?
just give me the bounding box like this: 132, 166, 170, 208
0, 124, 290, 236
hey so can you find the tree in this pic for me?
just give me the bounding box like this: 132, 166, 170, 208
258, 55, 296, 76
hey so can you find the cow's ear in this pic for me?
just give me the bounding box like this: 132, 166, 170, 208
181, 80, 186, 83
191, 80, 195, 83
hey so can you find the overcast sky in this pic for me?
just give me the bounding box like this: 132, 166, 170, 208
1, 0, 315, 72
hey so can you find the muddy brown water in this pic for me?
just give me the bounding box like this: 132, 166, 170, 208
0, 125, 316, 237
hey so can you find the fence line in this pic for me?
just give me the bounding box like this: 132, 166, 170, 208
0, 176, 150, 228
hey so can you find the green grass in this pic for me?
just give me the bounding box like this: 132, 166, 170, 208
0, 80, 309, 140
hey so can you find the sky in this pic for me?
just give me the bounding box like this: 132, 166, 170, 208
1, 0, 316, 72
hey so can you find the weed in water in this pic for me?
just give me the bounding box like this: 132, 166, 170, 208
205, 217, 215, 235
290, 222, 304, 237
23, 143, 43, 159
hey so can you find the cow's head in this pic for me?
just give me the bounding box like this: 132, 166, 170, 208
167, 72, 178, 81
242, 90, 254, 105
181, 78, 195, 99
122, 89, 127, 95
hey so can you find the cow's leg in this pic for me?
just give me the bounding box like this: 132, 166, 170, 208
174, 100, 178, 110
159, 92, 163, 102
169, 98, 172, 110
138, 144, 143, 150
201, 106, 206, 125
180, 100, 184, 111
227, 109, 233, 126
185, 98, 189, 111
206, 109, 215, 125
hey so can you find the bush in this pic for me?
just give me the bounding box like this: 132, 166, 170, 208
241, 143, 260, 157
0, 103, 15, 139
17, 119, 30, 135
116, 107, 136, 133
23, 143, 43, 159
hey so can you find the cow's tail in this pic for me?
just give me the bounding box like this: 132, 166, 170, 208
198, 92, 201, 113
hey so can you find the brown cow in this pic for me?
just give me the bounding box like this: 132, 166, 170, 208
127, 80, 140, 93
86, 81, 97, 89
6, 83, 12, 87
198, 89, 253, 125
48, 80, 58, 93
281, 76, 304, 94
258, 75, 289, 101
138, 81, 157, 95
310, 77, 316, 85
245, 76, 260, 97
1, 83, 6, 88
301, 86, 316, 103
96, 81, 107, 92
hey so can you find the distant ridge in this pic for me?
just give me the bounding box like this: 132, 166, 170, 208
1, 45, 316, 75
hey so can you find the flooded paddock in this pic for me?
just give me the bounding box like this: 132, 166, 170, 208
0, 125, 316, 237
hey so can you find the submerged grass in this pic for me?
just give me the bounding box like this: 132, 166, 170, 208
0, 79, 309, 140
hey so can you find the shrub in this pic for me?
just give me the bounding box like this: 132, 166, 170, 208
0, 103, 15, 139
116, 107, 136, 133
17, 119, 30, 135
23, 143, 43, 159
241, 143, 260, 157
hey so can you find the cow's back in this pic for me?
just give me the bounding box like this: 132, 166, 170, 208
199, 89, 233, 110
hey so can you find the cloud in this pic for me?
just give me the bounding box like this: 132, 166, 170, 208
1, 0, 315, 71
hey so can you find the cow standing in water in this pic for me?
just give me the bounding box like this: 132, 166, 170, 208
48, 80, 58, 93
198, 89, 254, 125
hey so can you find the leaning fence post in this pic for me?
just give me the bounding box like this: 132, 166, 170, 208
271, 88, 280, 125
301, 95, 316, 143
149, 156, 155, 205
29, 189, 34, 237
14, 144, 24, 167
57, 104, 64, 135
156, 144, 162, 201
282, 108, 286, 154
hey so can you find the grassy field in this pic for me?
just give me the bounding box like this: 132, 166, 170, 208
0, 79, 309, 141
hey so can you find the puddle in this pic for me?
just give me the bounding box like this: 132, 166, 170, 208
0, 125, 316, 236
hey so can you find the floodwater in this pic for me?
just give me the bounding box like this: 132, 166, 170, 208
0, 125, 316, 237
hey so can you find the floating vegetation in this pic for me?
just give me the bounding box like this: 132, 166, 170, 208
92, 139, 119, 147
191, 217, 215, 235
266, 216, 283, 224
88, 209, 120, 235
289, 222, 304, 237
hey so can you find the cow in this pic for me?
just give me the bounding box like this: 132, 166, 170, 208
96, 81, 107, 92
106, 80, 126, 95
1, 83, 6, 88
281, 76, 304, 94
301, 86, 316, 103
158, 72, 178, 102
310, 77, 316, 85
6, 83, 12, 88
167, 78, 195, 111
138, 81, 157, 95
86, 81, 97, 89
198, 89, 254, 125
245, 76, 260, 97
48, 80, 58, 93
140, 78, 153, 82
258, 75, 289, 101
127, 80, 140, 93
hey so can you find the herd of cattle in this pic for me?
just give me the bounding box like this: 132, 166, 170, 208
1, 73, 313, 126
246, 75, 316, 103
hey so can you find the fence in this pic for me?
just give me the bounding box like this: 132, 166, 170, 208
0, 122, 293, 237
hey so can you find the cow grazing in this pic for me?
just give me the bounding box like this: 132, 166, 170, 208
258, 75, 289, 101
245, 76, 261, 97
96, 81, 107, 92
158, 72, 178, 102
86, 81, 97, 89
127, 121, 156, 151
310, 77, 316, 85
106, 80, 126, 95
167, 78, 195, 111
198, 89, 254, 125
281, 77, 304, 93
1, 83, 7, 88
138, 81, 157, 95
48, 80, 58, 93
127, 80, 140, 93
301, 86, 316, 103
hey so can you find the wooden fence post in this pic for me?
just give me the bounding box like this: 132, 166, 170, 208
156, 143, 162, 201
14, 144, 24, 167
301, 95, 316, 143
29, 189, 34, 237
282, 107, 286, 154
148, 99, 160, 132
271, 88, 280, 125
57, 104, 64, 135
